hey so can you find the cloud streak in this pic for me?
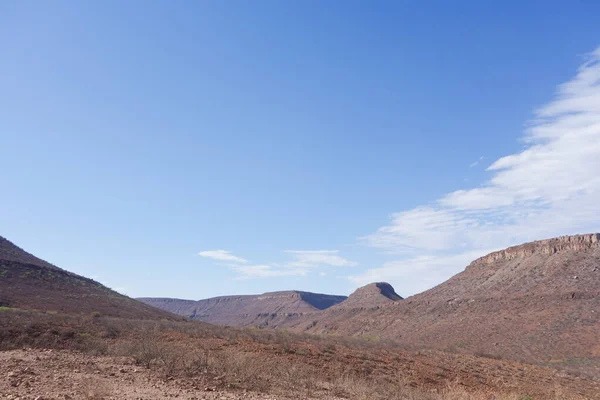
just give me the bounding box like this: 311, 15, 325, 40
199, 249, 357, 279
198, 250, 247, 264
469, 156, 484, 168
284, 250, 358, 268
230, 264, 307, 279
356, 47, 600, 295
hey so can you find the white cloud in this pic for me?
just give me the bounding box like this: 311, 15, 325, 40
348, 250, 494, 297
355, 47, 600, 294
284, 250, 358, 268
199, 249, 356, 279
361, 207, 481, 253
469, 156, 484, 168
231, 264, 307, 279
198, 250, 247, 264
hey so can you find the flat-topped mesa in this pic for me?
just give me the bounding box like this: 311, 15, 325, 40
255, 291, 347, 310
470, 233, 600, 266
256, 291, 304, 300
138, 290, 348, 323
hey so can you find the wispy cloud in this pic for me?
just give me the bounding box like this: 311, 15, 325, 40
198, 250, 247, 264
199, 249, 357, 279
349, 250, 493, 296
469, 156, 484, 168
284, 250, 358, 268
230, 264, 306, 279
355, 47, 600, 294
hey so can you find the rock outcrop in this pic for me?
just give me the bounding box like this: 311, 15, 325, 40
470, 233, 600, 266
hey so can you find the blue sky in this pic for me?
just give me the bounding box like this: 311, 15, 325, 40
2, 1, 600, 299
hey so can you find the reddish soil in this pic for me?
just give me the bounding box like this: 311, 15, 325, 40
0, 348, 312, 400
2, 311, 600, 400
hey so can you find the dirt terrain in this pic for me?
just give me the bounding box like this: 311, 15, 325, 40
2, 310, 600, 400
1, 346, 596, 400
1, 348, 294, 400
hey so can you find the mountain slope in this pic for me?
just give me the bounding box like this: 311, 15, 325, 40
0, 235, 175, 320
331, 282, 402, 310
283, 234, 600, 368
139, 290, 347, 326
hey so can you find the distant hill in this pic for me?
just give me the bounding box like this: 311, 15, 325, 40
139, 290, 347, 327
331, 282, 402, 310
0, 235, 176, 320
287, 234, 600, 368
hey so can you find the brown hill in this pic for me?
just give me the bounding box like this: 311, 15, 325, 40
332, 282, 402, 310
281, 234, 600, 373
139, 290, 346, 327
0, 235, 175, 320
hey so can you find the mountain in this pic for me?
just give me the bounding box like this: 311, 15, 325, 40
286, 234, 600, 368
139, 290, 347, 327
332, 282, 402, 309
0, 235, 175, 320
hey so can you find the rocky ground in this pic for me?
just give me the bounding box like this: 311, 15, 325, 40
2, 347, 599, 400
0, 348, 325, 400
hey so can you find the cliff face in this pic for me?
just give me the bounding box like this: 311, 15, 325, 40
470, 233, 600, 266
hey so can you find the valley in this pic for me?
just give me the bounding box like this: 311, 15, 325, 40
2, 234, 600, 398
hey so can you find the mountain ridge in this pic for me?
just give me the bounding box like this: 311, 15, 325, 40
138, 290, 347, 326
0, 235, 176, 320
274, 233, 600, 372
469, 233, 600, 267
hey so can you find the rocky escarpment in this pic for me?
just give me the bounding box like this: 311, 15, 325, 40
139, 290, 347, 326
470, 233, 600, 266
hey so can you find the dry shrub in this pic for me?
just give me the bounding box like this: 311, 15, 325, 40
0, 310, 592, 400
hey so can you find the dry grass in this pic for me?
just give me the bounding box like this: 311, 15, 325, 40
0, 308, 593, 400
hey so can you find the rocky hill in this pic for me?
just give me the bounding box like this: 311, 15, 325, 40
0, 235, 176, 320
330, 282, 402, 310
139, 291, 346, 327
281, 234, 600, 372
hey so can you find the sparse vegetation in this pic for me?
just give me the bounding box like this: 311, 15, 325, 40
1, 235, 599, 399
0, 309, 595, 399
